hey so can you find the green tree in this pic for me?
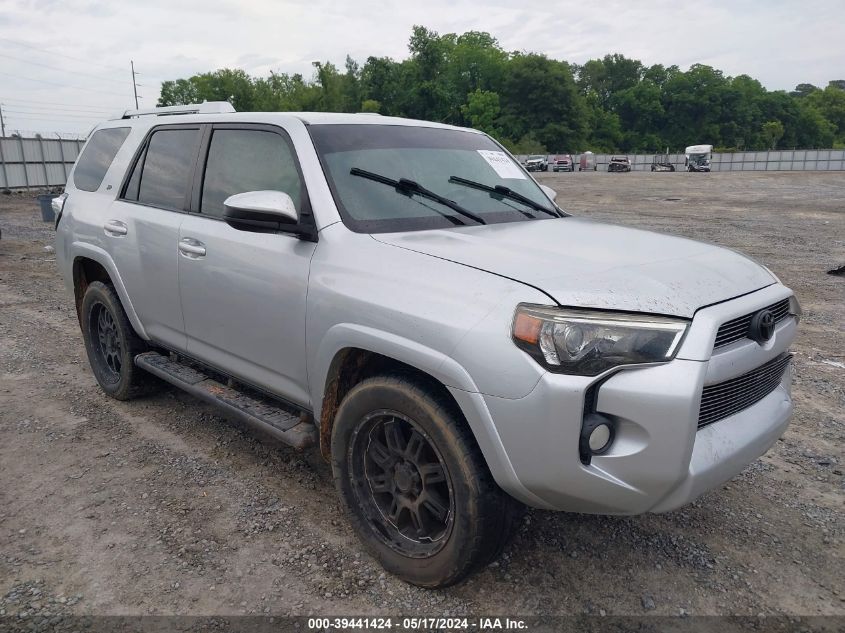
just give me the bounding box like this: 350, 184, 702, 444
404, 25, 454, 121
499, 53, 587, 151
443, 31, 507, 123
360, 56, 401, 113
791, 83, 819, 97
584, 92, 622, 151
577, 54, 644, 110
341, 56, 362, 112
806, 85, 845, 143
155, 25, 845, 153
761, 120, 785, 149
360, 99, 381, 113
504, 133, 547, 155
460, 89, 501, 136
158, 78, 201, 106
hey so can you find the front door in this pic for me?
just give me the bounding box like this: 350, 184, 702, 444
177, 124, 316, 407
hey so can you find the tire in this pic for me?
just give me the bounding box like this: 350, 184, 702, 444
80, 280, 156, 400
331, 374, 521, 588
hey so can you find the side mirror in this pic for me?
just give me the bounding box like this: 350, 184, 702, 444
223, 190, 307, 236
539, 184, 557, 202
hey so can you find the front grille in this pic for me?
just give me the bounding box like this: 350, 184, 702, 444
713, 298, 790, 349
698, 353, 792, 429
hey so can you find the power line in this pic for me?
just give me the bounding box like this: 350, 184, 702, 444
0, 37, 168, 83
0, 36, 128, 74
0, 97, 116, 112
2, 108, 107, 120
0, 71, 131, 98
1, 102, 113, 114
2, 110, 102, 122
0, 52, 130, 86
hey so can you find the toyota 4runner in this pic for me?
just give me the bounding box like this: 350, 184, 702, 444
55, 103, 799, 588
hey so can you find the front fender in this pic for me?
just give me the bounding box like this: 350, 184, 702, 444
310, 323, 549, 508
311, 323, 479, 418
70, 241, 149, 340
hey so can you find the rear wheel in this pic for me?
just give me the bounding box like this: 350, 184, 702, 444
81, 281, 156, 400
332, 375, 521, 588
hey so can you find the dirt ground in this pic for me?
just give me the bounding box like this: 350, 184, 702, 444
0, 172, 843, 621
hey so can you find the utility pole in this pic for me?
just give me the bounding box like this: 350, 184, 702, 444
0, 103, 5, 137
131, 61, 139, 109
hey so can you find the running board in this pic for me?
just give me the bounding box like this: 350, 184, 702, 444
134, 351, 316, 450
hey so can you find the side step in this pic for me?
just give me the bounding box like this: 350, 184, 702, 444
135, 351, 317, 450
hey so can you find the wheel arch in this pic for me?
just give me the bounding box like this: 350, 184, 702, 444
71, 243, 148, 339
313, 325, 479, 459
311, 325, 544, 507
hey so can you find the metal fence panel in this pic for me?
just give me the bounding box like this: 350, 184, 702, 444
42, 141, 64, 162
2, 139, 23, 162
45, 163, 67, 186
0, 136, 85, 189
62, 140, 82, 161
21, 139, 41, 162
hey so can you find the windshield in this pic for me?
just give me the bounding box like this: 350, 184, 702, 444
309, 124, 558, 233
689, 152, 710, 166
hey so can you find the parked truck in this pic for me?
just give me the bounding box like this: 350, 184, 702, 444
685, 145, 713, 172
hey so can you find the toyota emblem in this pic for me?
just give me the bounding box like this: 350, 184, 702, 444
749, 309, 776, 344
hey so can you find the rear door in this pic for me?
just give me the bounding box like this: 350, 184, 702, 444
177, 123, 317, 407
108, 125, 202, 350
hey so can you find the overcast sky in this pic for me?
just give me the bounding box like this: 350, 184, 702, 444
1, 0, 843, 135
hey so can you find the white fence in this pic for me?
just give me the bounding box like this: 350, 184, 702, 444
518, 149, 845, 172
0, 136, 86, 190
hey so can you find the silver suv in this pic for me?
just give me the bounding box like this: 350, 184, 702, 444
55, 103, 799, 588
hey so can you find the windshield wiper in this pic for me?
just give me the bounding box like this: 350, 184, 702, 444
350, 168, 486, 225
448, 176, 563, 218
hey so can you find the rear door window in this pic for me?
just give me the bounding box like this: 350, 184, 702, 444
200, 128, 302, 218
73, 127, 130, 192
123, 128, 200, 210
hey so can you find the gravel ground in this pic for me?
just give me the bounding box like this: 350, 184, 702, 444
0, 172, 842, 621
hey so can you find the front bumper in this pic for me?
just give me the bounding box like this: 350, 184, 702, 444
474, 284, 797, 514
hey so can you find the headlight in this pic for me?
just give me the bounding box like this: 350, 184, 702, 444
512, 305, 689, 376
788, 295, 802, 322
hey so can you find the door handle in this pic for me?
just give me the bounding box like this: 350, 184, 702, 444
178, 238, 206, 258
103, 220, 128, 237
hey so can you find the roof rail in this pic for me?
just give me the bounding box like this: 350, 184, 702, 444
117, 101, 236, 120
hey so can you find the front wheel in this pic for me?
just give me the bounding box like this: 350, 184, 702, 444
332, 375, 521, 588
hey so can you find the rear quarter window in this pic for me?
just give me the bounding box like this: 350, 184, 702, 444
126, 128, 200, 210
73, 127, 131, 192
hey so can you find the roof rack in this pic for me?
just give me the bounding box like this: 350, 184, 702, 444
117, 101, 236, 120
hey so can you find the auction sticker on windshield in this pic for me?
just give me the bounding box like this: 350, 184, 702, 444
477, 150, 527, 179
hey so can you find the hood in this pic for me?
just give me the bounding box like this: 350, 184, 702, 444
373, 217, 775, 318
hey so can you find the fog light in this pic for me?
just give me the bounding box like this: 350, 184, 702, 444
588, 424, 611, 452
579, 413, 615, 464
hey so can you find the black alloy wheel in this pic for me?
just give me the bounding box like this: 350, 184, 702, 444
350, 410, 454, 558
91, 301, 122, 383
80, 280, 156, 400
331, 375, 524, 587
